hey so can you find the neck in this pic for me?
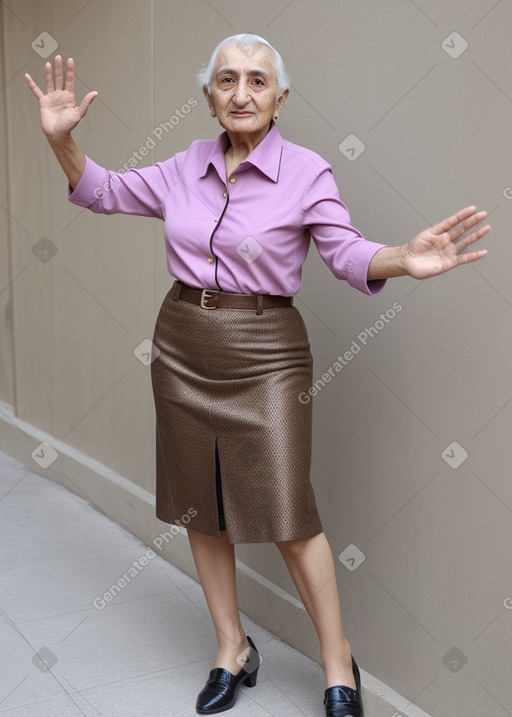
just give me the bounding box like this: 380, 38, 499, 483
225, 123, 272, 162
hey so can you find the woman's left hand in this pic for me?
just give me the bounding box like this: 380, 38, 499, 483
403, 205, 490, 279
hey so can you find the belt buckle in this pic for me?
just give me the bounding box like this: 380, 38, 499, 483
200, 288, 218, 309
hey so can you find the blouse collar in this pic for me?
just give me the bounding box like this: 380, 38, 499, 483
199, 121, 283, 183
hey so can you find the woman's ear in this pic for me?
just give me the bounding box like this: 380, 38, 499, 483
274, 88, 289, 120
203, 84, 216, 118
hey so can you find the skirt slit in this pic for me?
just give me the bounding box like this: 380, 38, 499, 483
215, 440, 227, 532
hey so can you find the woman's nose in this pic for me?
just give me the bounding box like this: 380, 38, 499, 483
232, 81, 251, 105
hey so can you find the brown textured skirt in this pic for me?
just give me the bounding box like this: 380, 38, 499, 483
150, 284, 323, 544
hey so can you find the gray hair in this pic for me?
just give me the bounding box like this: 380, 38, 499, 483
197, 33, 290, 96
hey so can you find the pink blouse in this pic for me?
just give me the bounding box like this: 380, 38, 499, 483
68, 122, 387, 297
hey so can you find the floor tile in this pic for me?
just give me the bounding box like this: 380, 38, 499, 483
0, 694, 86, 716
0, 451, 330, 716
0, 623, 65, 711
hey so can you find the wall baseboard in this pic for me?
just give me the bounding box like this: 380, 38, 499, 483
0, 400, 431, 717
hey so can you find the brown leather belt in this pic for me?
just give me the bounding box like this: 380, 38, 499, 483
171, 280, 293, 314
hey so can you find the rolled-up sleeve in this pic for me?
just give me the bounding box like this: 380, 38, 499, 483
303, 166, 387, 295
68, 155, 181, 220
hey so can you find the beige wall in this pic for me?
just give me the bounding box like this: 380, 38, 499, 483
2, 2, 512, 716
0, 8, 14, 408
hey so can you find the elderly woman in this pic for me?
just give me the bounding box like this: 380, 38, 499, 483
26, 33, 489, 717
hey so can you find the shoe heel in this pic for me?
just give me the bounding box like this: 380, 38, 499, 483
242, 635, 260, 688
243, 665, 258, 688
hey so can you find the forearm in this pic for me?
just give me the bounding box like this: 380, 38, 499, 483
46, 133, 85, 190
367, 244, 409, 280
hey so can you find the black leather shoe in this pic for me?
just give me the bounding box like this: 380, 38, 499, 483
196, 636, 260, 714
323, 656, 364, 717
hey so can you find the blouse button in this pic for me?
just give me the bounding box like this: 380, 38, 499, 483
229, 177, 237, 184
223, 191, 228, 198
208, 257, 214, 263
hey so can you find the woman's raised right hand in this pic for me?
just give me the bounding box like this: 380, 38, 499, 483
25, 55, 98, 139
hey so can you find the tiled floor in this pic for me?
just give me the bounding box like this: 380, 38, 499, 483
0, 451, 328, 716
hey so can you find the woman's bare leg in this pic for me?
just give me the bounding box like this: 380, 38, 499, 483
276, 531, 356, 689
187, 527, 250, 674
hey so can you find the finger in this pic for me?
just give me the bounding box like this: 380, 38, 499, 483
449, 211, 488, 243
454, 223, 491, 250
64, 57, 75, 94
455, 248, 488, 265
447, 211, 487, 242
45, 59, 55, 92
54, 54, 64, 91
431, 206, 478, 236
77, 90, 98, 118
24, 73, 44, 100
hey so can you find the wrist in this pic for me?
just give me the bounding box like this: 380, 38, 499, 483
46, 132, 73, 147
397, 243, 410, 276
368, 245, 409, 280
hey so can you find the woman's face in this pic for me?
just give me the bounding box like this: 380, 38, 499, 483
204, 42, 288, 144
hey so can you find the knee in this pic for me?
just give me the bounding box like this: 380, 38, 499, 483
276, 532, 322, 558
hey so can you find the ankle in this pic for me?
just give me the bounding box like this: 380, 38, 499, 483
214, 631, 250, 674
216, 629, 248, 653
322, 639, 355, 689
